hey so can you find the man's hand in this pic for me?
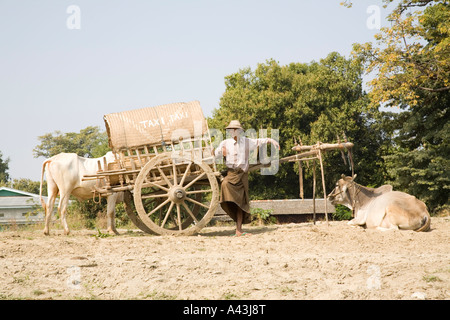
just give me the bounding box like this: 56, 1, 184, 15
270, 139, 280, 150
222, 145, 227, 157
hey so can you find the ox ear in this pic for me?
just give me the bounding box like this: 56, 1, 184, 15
352, 173, 357, 181
341, 174, 346, 179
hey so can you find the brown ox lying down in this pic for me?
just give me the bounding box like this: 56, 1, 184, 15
328, 175, 430, 232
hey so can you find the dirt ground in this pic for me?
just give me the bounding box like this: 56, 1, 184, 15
0, 217, 448, 300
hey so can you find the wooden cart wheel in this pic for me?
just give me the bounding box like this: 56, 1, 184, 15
122, 190, 156, 234
133, 153, 219, 235
124, 187, 203, 234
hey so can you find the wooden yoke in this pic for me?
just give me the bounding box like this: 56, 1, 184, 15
249, 138, 355, 226
290, 140, 354, 225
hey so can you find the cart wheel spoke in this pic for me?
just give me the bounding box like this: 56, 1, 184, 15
161, 201, 175, 227
176, 204, 182, 231
183, 172, 206, 189
148, 198, 171, 216
147, 181, 170, 192
185, 196, 210, 209
157, 166, 172, 187
181, 201, 199, 224
185, 189, 212, 195
179, 162, 191, 186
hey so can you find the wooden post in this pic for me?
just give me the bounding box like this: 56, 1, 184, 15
318, 149, 328, 225
344, 133, 355, 178
103, 156, 111, 190
312, 160, 316, 225
284, 138, 354, 225
299, 160, 304, 201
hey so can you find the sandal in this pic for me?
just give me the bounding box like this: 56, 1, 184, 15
231, 232, 252, 237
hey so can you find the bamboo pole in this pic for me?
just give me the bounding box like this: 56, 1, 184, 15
291, 142, 354, 152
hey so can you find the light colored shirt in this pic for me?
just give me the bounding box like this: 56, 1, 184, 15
215, 136, 271, 172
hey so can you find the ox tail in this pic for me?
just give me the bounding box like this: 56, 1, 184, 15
40, 159, 51, 212
415, 214, 431, 232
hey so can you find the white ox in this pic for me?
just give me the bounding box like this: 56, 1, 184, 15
39, 152, 123, 235
328, 175, 431, 232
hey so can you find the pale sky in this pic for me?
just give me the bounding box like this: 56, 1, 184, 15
0, 0, 389, 181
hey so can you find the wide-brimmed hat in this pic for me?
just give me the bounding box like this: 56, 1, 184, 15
225, 120, 243, 130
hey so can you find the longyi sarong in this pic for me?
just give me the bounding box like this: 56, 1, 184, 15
220, 168, 251, 224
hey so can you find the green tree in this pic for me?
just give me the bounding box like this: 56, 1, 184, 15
33, 126, 110, 159
0, 178, 47, 196
350, 0, 449, 213
351, 0, 449, 104
0, 151, 10, 182
209, 52, 391, 200
11, 178, 42, 195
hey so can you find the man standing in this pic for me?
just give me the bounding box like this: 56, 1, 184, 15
214, 120, 280, 236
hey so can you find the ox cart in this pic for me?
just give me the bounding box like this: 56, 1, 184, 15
85, 100, 355, 234
84, 101, 220, 235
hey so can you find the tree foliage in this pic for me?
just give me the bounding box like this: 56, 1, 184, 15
382, 90, 449, 212
33, 126, 110, 159
209, 52, 390, 200
350, 0, 449, 212
0, 178, 46, 196
0, 151, 10, 182
352, 0, 450, 106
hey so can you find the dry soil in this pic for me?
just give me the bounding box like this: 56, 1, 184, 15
0, 217, 449, 300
